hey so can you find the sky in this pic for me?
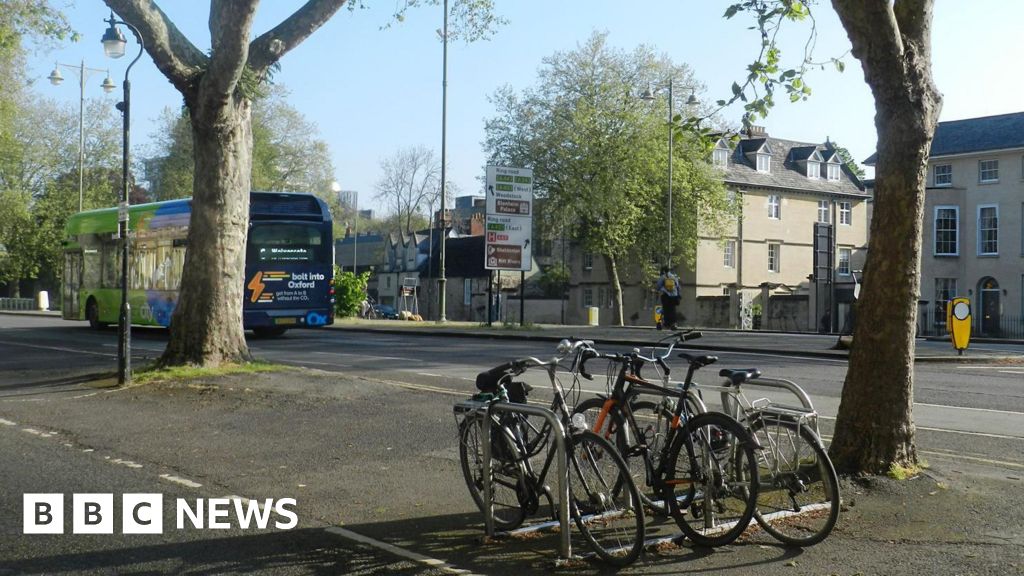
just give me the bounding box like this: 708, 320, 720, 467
27, 1, 1024, 216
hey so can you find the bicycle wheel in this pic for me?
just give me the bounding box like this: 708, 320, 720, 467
567, 430, 645, 566
458, 413, 527, 530
663, 411, 759, 547
748, 417, 840, 546
573, 397, 678, 515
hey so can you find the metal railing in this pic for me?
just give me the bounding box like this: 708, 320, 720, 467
481, 402, 571, 561
0, 298, 35, 311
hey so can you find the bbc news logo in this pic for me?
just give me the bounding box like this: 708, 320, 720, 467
24, 494, 298, 534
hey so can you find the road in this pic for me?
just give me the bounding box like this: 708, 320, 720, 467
1, 315, 1021, 574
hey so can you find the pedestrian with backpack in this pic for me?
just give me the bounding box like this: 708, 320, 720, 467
657, 266, 681, 330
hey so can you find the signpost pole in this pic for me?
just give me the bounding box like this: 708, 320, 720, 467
487, 270, 493, 327
520, 270, 525, 326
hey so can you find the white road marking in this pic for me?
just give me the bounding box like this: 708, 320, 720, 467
817, 414, 1022, 441
313, 351, 417, 362
0, 418, 16, 426
325, 526, 481, 575
159, 474, 202, 488
0, 339, 113, 357
915, 402, 1024, 416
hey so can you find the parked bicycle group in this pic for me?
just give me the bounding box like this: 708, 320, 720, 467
454, 330, 840, 566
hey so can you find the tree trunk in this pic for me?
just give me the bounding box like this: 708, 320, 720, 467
160, 96, 253, 366
828, 0, 941, 474
605, 254, 624, 326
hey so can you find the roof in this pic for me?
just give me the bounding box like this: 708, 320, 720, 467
930, 111, 1024, 157
722, 136, 866, 196
863, 111, 1024, 164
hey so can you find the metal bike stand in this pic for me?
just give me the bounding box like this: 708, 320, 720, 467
482, 402, 571, 562
736, 377, 820, 436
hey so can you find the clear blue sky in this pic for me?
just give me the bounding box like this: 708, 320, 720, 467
28, 1, 1024, 215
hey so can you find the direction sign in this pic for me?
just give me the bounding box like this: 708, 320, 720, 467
485, 166, 533, 271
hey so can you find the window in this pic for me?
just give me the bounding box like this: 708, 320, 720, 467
713, 148, 729, 167
978, 204, 999, 255
767, 195, 781, 219
463, 278, 472, 306
818, 200, 830, 223
756, 153, 771, 173
979, 159, 999, 183
767, 243, 780, 272
827, 162, 841, 181
933, 206, 959, 256
807, 160, 820, 178
934, 278, 957, 328
839, 202, 851, 225
723, 240, 736, 268
838, 248, 851, 276
933, 164, 952, 187
582, 287, 593, 308
582, 252, 594, 270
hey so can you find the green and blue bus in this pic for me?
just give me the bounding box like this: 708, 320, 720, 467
62, 191, 335, 337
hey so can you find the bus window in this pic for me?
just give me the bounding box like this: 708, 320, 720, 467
249, 224, 327, 263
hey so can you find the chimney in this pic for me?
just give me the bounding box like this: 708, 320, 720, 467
746, 125, 768, 138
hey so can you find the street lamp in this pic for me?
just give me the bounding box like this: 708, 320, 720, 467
640, 79, 697, 267
102, 12, 144, 387
437, 0, 449, 323
48, 61, 116, 212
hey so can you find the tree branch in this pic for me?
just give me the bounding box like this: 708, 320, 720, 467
104, 0, 207, 98
247, 0, 350, 74
831, 0, 906, 85
202, 0, 259, 100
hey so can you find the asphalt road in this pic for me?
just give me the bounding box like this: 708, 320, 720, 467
1, 315, 1022, 574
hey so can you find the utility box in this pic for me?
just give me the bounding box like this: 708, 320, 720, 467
37, 291, 49, 311
587, 306, 599, 326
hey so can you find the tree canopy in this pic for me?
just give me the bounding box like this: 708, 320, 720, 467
484, 31, 734, 325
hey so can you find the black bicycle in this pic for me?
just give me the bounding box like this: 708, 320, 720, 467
456, 340, 646, 566
571, 332, 761, 547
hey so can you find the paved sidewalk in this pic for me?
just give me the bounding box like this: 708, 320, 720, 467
328, 318, 1024, 363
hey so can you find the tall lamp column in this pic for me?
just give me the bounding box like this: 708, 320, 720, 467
102, 12, 144, 386
48, 61, 116, 211
437, 0, 449, 322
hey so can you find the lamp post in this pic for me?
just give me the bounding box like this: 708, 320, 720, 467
102, 12, 144, 387
640, 79, 697, 267
437, 0, 449, 323
48, 61, 116, 212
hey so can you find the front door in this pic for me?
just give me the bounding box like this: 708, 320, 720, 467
979, 277, 1000, 336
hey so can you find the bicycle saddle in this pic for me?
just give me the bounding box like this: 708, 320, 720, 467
718, 368, 761, 386
677, 352, 718, 367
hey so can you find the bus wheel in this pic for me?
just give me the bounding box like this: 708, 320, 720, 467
252, 327, 287, 338
86, 298, 108, 330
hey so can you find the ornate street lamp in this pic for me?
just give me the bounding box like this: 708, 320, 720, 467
102, 12, 144, 386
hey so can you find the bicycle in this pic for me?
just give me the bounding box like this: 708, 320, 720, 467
571, 332, 760, 547
698, 367, 840, 546
455, 340, 646, 566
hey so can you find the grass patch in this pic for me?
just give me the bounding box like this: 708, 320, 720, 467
133, 360, 290, 385
887, 461, 925, 480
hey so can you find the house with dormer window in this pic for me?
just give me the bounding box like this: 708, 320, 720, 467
916, 111, 1024, 337
684, 127, 869, 332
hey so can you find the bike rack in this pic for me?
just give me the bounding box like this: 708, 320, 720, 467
482, 402, 572, 562
731, 377, 820, 437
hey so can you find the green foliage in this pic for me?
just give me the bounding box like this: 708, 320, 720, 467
332, 267, 371, 318
537, 263, 569, 298
828, 141, 866, 179
0, 1, 77, 53
484, 31, 733, 273
143, 85, 337, 201
379, 0, 507, 42
717, 1, 846, 132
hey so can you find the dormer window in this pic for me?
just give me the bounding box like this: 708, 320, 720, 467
827, 163, 841, 181
756, 153, 771, 173
713, 148, 729, 167
807, 160, 820, 178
